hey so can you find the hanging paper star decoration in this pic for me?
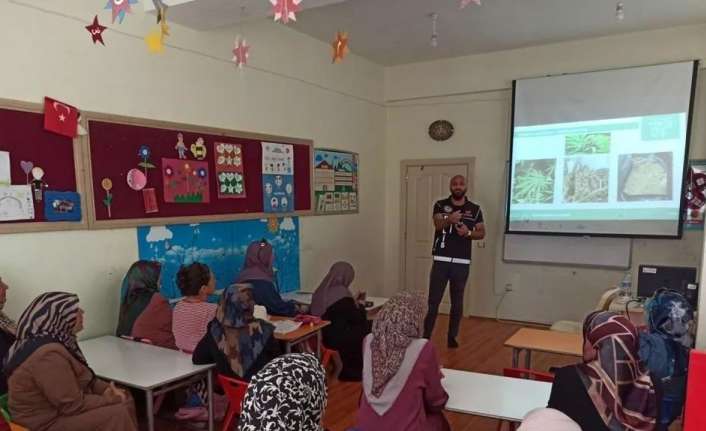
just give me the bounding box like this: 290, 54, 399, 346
85, 15, 107, 46
459, 0, 481, 9
232, 37, 250, 69
159, 6, 170, 38
270, 0, 302, 24
152, 0, 168, 24
105, 0, 138, 24
145, 28, 164, 53
331, 31, 349, 64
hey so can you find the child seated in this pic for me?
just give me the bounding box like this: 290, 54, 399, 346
172, 263, 217, 353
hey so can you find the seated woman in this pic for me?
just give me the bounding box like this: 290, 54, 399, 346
640, 290, 694, 430
548, 311, 659, 431
6, 292, 137, 431
193, 284, 281, 381
0, 277, 16, 395
172, 262, 218, 354
356, 292, 450, 431
518, 408, 581, 431
116, 260, 161, 338
311, 261, 370, 381
236, 240, 300, 317
238, 353, 327, 431
131, 292, 176, 350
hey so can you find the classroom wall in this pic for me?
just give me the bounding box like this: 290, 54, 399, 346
0, 0, 386, 338
383, 24, 706, 325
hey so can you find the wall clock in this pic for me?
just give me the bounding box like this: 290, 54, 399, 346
428, 120, 454, 141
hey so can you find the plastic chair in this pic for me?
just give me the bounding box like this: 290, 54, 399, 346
497, 368, 555, 431
684, 350, 706, 430
218, 374, 249, 431
550, 288, 619, 333
320, 346, 343, 381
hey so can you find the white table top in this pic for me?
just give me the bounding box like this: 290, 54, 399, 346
79, 336, 214, 390
282, 291, 389, 310
441, 368, 551, 421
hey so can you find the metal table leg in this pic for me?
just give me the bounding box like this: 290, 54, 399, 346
524, 350, 532, 369
146, 389, 154, 431
286, 341, 292, 354
512, 348, 520, 368
316, 328, 322, 358
207, 369, 214, 431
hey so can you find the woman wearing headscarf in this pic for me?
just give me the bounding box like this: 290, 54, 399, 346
238, 353, 327, 431
6, 292, 137, 431
0, 277, 16, 395
311, 261, 370, 381
639, 290, 694, 430
116, 260, 161, 337
548, 311, 659, 431
192, 284, 281, 380
356, 292, 450, 431
518, 408, 581, 431
236, 240, 300, 317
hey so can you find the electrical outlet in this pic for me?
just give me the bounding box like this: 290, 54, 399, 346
504, 283, 513, 292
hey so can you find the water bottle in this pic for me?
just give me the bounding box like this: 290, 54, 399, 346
618, 270, 632, 298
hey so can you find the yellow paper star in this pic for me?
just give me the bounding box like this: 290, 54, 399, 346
159, 6, 170, 37
145, 28, 164, 53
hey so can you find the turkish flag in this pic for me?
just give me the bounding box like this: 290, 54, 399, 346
44, 97, 79, 138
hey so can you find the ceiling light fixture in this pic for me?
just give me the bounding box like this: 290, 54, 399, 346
616, 2, 625, 21
429, 12, 439, 48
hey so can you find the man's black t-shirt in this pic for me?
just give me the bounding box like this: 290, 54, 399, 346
432, 196, 483, 261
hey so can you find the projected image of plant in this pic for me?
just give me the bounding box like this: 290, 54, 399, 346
563, 156, 609, 203
565, 133, 611, 155
512, 159, 556, 204
618, 152, 673, 201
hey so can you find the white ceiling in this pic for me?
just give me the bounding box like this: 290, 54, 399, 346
153, 0, 706, 66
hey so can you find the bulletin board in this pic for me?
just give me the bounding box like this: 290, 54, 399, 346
84, 113, 313, 229
0, 99, 87, 234
314, 148, 359, 214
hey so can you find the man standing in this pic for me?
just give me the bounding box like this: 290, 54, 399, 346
423, 175, 485, 348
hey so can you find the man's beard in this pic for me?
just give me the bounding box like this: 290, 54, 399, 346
451, 189, 466, 199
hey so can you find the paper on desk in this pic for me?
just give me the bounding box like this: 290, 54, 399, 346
272, 320, 302, 335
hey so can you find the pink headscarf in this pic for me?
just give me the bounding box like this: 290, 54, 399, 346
370, 291, 427, 397
236, 241, 275, 284
519, 408, 581, 431
310, 262, 355, 316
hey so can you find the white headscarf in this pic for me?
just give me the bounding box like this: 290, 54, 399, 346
518, 408, 581, 431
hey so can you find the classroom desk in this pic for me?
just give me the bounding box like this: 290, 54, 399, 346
609, 297, 646, 326
504, 328, 582, 368
282, 291, 389, 318
441, 368, 551, 421
79, 336, 216, 431
269, 316, 330, 356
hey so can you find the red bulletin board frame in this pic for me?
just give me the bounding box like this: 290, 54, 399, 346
83, 112, 314, 229
0, 99, 88, 234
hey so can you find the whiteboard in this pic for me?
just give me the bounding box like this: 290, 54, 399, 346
503, 234, 631, 268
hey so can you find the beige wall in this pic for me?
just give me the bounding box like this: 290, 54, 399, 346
383, 24, 706, 326
0, 0, 386, 338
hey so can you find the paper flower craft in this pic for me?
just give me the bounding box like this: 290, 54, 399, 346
271, 0, 301, 24
85, 15, 107, 46
101, 178, 113, 218
105, 0, 138, 24
137, 145, 156, 181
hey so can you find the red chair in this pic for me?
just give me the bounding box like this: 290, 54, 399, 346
218, 375, 249, 431
320, 347, 343, 381
497, 368, 555, 431
684, 350, 706, 431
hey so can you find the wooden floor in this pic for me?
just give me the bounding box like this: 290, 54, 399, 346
152, 315, 682, 431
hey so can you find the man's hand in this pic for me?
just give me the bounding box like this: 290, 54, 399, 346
455, 223, 470, 238
448, 211, 462, 224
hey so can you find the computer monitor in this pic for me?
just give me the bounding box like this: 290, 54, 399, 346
637, 265, 698, 308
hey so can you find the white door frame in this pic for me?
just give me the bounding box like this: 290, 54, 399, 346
399, 158, 476, 291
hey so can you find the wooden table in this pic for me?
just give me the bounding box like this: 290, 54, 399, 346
80, 336, 215, 431
269, 315, 330, 356
504, 328, 582, 368
441, 368, 552, 421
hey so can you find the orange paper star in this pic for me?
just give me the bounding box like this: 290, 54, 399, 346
331, 31, 349, 64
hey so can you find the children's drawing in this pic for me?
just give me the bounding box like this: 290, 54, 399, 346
0, 152, 10, 186
262, 142, 294, 213
31, 167, 46, 202
0, 185, 34, 222
314, 149, 358, 213
44, 191, 81, 222
137, 145, 156, 181
214, 142, 246, 199
175, 133, 187, 159
20, 161, 33, 185
143, 188, 158, 214
162, 158, 210, 204
127, 168, 147, 191
190, 137, 207, 160
101, 178, 113, 218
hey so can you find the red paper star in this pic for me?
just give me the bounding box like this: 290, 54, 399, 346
332, 32, 349, 64
232, 38, 250, 69
460, 0, 481, 9
85, 15, 107, 45
270, 0, 302, 24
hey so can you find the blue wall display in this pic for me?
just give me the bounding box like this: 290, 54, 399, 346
44, 191, 81, 222
137, 217, 300, 300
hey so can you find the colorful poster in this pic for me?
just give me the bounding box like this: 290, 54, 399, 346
685, 159, 706, 230
44, 191, 81, 222
162, 158, 210, 203
215, 142, 245, 199
314, 149, 358, 213
262, 142, 294, 213
0, 185, 34, 221
137, 217, 300, 299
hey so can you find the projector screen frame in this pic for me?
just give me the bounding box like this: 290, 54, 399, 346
504, 60, 700, 239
